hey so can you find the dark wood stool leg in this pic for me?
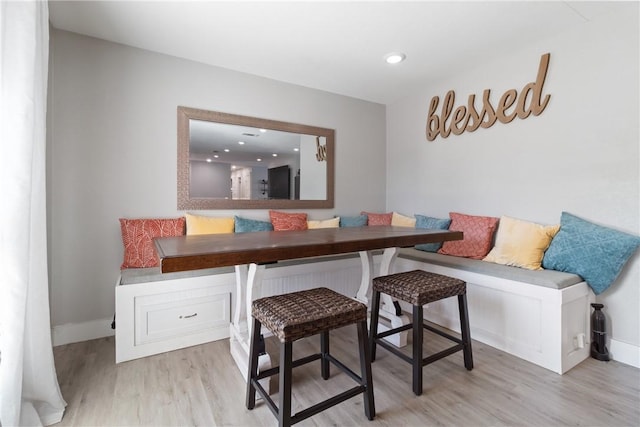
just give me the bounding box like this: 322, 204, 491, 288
246, 317, 262, 410
458, 293, 474, 370
369, 290, 381, 362
412, 304, 424, 396
357, 320, 376, 420
321, 330, 330, 380
279, 342, 293, 427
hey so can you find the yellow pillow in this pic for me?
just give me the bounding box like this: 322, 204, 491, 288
185, 213, 235, 235
307, 217, 340, 229
483, 216, 560, 270
391, 212, 416, 227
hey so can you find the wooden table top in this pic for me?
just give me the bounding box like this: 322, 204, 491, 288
154, 226, 463, 273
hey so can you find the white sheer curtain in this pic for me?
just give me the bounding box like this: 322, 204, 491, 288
0, 1, 66, 426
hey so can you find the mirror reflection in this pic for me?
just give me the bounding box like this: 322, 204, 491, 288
177, 107, 335, 210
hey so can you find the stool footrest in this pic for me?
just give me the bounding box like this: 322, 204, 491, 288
325, 353, 361, 384
292, 385, 366, 425
250, 378, 278, 419
376, 323, 413, 339
421, 344, 465, 366
423, 324, 463, 345
375, 339, 414, 365
256, 353, 322, 380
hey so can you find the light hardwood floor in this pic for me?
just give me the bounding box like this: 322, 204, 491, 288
53, 325, 639, 426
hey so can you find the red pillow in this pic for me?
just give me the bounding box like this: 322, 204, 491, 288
269, 210, 308, 231
119, 217, 186, 269
438, 212, 499, 259
361, 211, 392, 226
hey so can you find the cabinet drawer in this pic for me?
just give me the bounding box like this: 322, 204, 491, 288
135, 289, 230, 345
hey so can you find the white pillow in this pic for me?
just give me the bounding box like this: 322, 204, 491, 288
391, 212, 416, 227
307, 217, 340, 229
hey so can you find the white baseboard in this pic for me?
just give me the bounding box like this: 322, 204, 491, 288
609, 339, 640, 368
52, 317, 115, 347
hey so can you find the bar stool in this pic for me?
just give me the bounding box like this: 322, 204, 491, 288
246, 287, 375, 427
369, 269, 473, 396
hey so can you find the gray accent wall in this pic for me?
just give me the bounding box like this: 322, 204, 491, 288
47, 30, 386, 335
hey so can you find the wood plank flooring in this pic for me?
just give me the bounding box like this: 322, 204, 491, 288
53, 326, 639, 426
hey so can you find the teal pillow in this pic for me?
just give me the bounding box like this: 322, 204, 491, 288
340, 215, 368, 227
414, 214, 451, 252
542, 212, 640, 295
234, 216, 273, 233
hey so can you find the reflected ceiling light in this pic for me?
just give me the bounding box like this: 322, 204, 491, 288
257, 158, 262, 162
238, 141, 245, 145
213, 154, 219, 158
260, 129, 267, 133
294, 148, 299, 152
206, 158, 212, 163
272, 153, 278, 157
384, 52, 406, 64
224, 148, 230, 152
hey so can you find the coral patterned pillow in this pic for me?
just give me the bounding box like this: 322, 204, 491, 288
438, 212, 499, 259
361, 211, 392, 226
269, 210, 308, 231
119, 217, 185, 269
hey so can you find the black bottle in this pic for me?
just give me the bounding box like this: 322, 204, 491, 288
590, 303, 610, 361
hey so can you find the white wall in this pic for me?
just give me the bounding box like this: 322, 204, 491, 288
386, 7, 639, 366
47, 30, 386, 342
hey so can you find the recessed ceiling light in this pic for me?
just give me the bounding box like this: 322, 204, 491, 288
224, 148, 230, 152
260, 129, 267, 133
214, 154, 219, 158
272, 153, 278, 157
257, 158, 262, 162
294, 148, 299, 152
206, 158, 212, 163
238, 141, 245, 145
384, 52, 406, 64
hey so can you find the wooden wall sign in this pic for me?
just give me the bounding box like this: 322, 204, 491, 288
426, 53, 551, 141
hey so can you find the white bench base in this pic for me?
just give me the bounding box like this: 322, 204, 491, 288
115, 256, 364, 364
395, 256, 595, 374
116, 252, 594, 374
115, 271, 235, 363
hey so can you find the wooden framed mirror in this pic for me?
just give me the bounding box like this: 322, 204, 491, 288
177, 106, 335, 209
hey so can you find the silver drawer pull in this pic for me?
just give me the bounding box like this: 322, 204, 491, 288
179, 313, 198, 319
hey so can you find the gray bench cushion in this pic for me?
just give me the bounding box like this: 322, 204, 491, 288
120, 266, 235, 285
119, 253, 362, 285
399, 248, 584, 290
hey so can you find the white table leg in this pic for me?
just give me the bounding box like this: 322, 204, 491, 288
358, 248, 409, 347
230, 263, 271, 393
356, 251, 374, 305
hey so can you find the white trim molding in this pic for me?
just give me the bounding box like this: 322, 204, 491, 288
52, 317, 115, 347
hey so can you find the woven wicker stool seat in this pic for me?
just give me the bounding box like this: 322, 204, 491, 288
252, 287, 367, 343
247, 287, 375, 427
369, 270, 473, 396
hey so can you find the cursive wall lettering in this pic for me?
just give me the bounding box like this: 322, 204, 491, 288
426, 53, 551, 141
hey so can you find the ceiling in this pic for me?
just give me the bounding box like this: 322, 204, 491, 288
48, 1, 628, 105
